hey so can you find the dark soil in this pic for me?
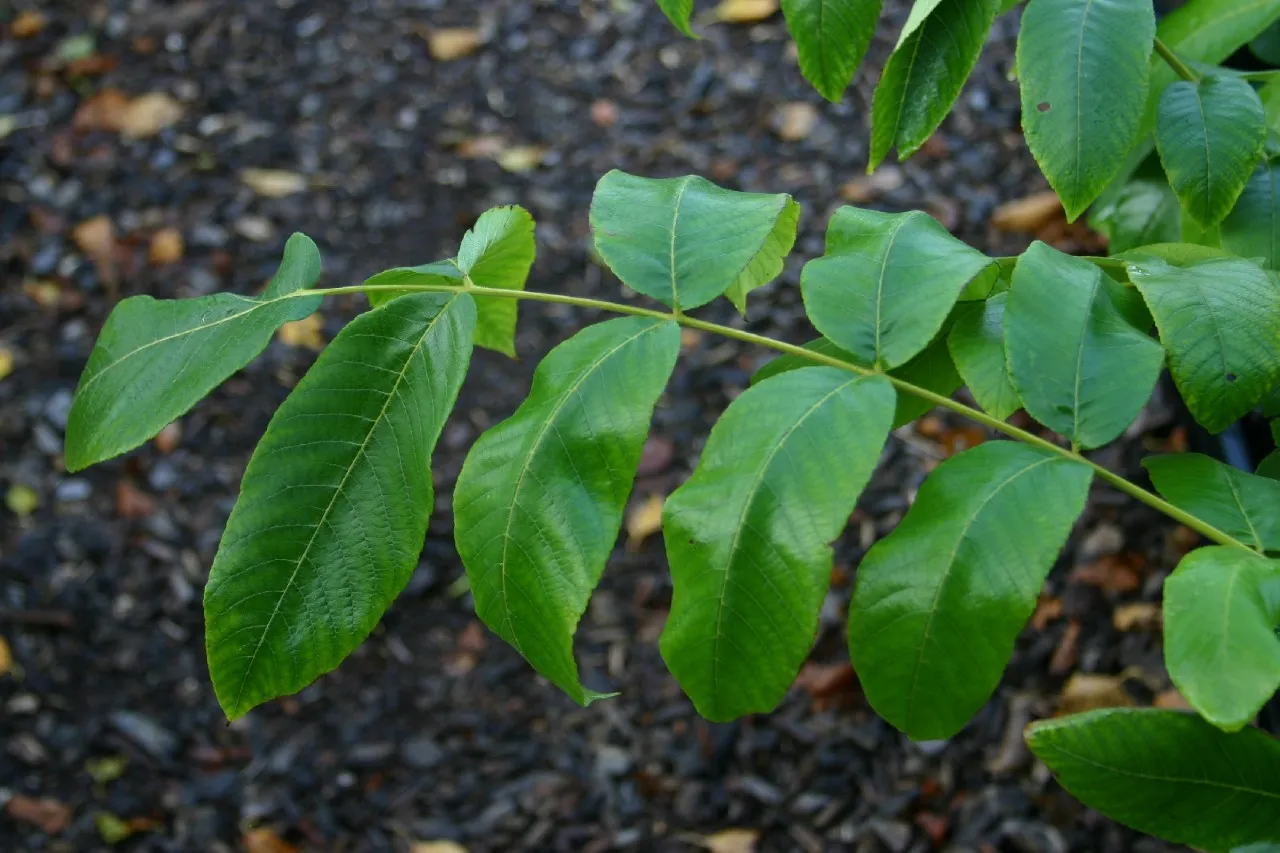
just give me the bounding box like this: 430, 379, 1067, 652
1, 2, 1191, 851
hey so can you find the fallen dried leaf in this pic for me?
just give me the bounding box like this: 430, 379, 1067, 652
1048, 619, 1081, 675
841, 167, 905, 203
456, 135, 507, 159
243, 827, 299, 853
0, 346, 13, 381
991, 191, 1062, 233
445, 621, 487, 677
95, 812, 135, 844
712, 0, 779, 23
23, 279, 62, 308
6, 484, 39, 516
11, 10, 47, 38
153, 421, 182, 455
73, 88, 132, 132
277, 314, 325, 350
1070, 552, 1146, 594
1029, 594, 1063, 631
702, 828, 761, 853
1154, 688, 1192, 710
115, 481, 155, 519
241, 168, 308, 198
5, 795, 72, 835
149, 228, 184, 265
774, 102, 818, 141
426, 28, 484, 61
626, 494, 665, 551
74, 214, 116, 261
1112, 602, 1161, 632
680, 328, 705, 350
412, 843, 469, 853
118, 92, 183, 139
1057, 672, 1136, 715
0, 635, 11, 676
793, 661, 855, 710
495, 145, 547, 173
937, 425, 987, 457
85, 755, 129, 784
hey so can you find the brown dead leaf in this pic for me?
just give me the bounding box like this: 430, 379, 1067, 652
680, 328, 704, 351
277, 314, 325, 350
1154, 688, 1192, 711
118, 92, 183, 138
73, 214, 116, 261
149, 228, 184, 265
1048, 619, 1081, 675
74, 88, 132, 131
12, 11, 48, 38
712, 0, 779, 23
456, 135, 506, 159
445, 621, 487, 677
774, 102, 818, 142
991, 191, 1062, 234
64, 55, 119, 78
243, 827, 299, 853
937, 425, 987, 457
701, 828, 760, 853
426, 28, 484, 61
23, 279, 62, 308
1030, 595, 1063, 631
626, 494, 665, 551
1057, 672, 1136, 715
1070, 551, 1146, 594
841, 167, 905, 203
153, 421, 182, 455
116, 481, 155, 520
241, 169, 308, 198
5, 795, 72, 835
1112, 602, 1161, 632
0, 635, 12, 677
412, 843, 469, 853
793, 661, 855, 710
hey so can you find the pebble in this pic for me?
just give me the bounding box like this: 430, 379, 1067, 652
54, 478, 91, 502
400, 735, 444, 769
109, 711, 178, 761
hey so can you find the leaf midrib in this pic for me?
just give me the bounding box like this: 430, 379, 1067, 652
227, 293, 460, 714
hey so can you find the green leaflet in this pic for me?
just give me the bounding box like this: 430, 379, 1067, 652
1116, 241, 1233, 268
1092, 179, 1181, 254
655, 0, 697, 37
946, 293, 1020, 420
1144, 454, 1280, 552
1006, 242, 1163, 449
590, 171, 799, 312
456, 206, 536, 357
662, 370, 895, 720
869, 0, 999, 170
1156, 77, 1267, 228
454, 317, 681, 705
849, 441, 1091, 739
801, 207, 994, 370
1222, 160, 1280, 270
781, 0, 882, 102
751, 334, 962, 428
1017, 0, 1155, 220
204, 292, 476, 719
364, 262, 462, 309
1163, 546, 1280, 732
1127, 257, 1280, 433
64, 233, 322, 472
1026, 708, 1280, 852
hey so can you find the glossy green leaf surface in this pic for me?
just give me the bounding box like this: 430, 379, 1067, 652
65, 233, 322, 472
1144, 453, 1280, 552
849, 441, 1091, 739
1116, 241, 1233, 268
364, 261, 462, 309
1163, 546, 1280, 731
1128, 257, 1280, 433
456, 206, 536, 357
750, 335, 961, 428
725, 196, 800, 315
1157, 77, 1267, 228
662, 370, 895, 720
1026, 708, 1280, 852
781, 0, 882, 102
656, 0, 697, 37
869, 0, 998, 170
454, 317, 680, 705
947, 293, 1020, 420
590, 171, 798, 311
1017, 0, 1155, 220
204, 292, 476, 719
1006, 242, 1163, 449
802, 207, 993, 370
1093, 179, 1181, 253
1222, 160, 1280, 270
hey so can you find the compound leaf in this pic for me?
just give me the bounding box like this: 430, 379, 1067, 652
204, 292, 476, 719
869, 0, 999, 170
1017, 0, 1156, 220
662, 370, 895, 720
1157, 77, 1267, 228
1006, 242, 1163, 449
1222, 160, 1280, 270
802, 207, 993, 370
781, 0, 882, 102
849, 441, 1091, 739
364, 262, 462, 309
1144, 453, 1280, 552
946, 292, 1020, 420
456, 205, 536, 357
1026, 708, 1280, 852
454, 317, 680, 705
590, 171, 798, 312
65, 233, 322, 472
1127, 257, 1280, 433
1163, 546, 1280, 731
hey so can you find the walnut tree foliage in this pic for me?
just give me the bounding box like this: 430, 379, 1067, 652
66, 0, 1280, 849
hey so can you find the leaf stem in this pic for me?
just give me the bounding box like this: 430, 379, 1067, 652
305, 282, 1251, 552
1154, 37, 1199, 83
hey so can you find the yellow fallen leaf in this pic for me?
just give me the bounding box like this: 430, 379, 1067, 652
241, 169, 308, 198
243, 828, 298, 853
991, 191, 1062, 234
149, 228, 184, 265
0, 346, 13, 381
118, 92, 183, 139
1112, 602, 1161, 632
0, 635, 11, 677
23, 280, 62, 308
496, 145, 547, 173
703, 828, 761, 853
712, 0, 779, 23
278, 314, 325, 351
95, 812, 135, 844
427, 28, 484, 61
6, 484, 39, 517
626, 494, 665, 551
85, 755, 129, 784
412, 843, 469, 853
1057, 672, 1136, 715
11, 11, 47, 38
